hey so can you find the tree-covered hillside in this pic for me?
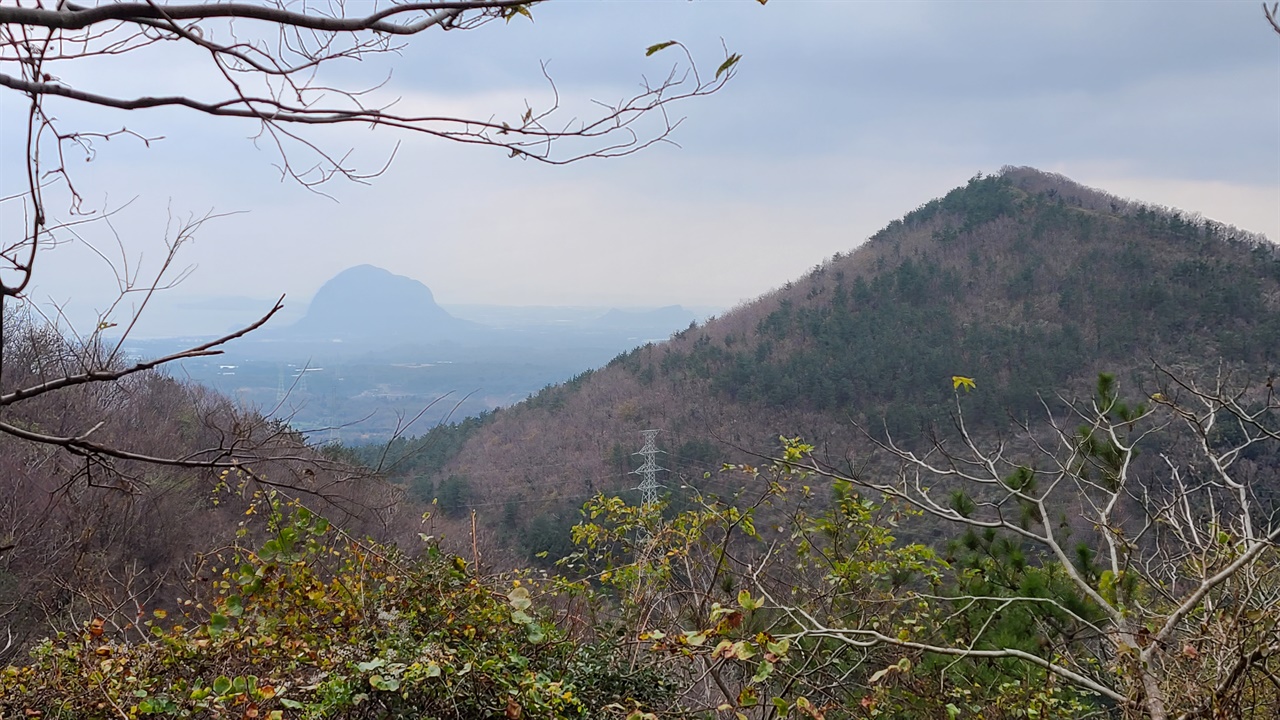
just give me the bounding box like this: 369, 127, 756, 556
0, 311, 395, 663
650, 169, 1279, 435
8, 167, 1280, 720
397, 168, 1279, 555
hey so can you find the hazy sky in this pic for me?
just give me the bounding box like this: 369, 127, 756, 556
3, 0, 1277, 334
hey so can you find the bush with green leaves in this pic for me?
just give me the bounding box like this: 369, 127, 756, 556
563, 438, 1109, 719
1, 492, 673, 720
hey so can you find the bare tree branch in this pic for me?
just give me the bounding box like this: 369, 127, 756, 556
1, 1, 519, 35
1, 298, 282, 408
745, 370, 1280, 719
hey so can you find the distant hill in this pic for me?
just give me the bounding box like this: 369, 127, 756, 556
279, 267, 700, 347
440, 304, 704, 337
384, 167, 1280, 561
112, 295, 306, 339
126, 270, 713, 443
281, 265, 479, 344
587, 305, 697, 335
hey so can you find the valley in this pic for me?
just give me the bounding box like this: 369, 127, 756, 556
7, 169, 1280, 719
5, 3, 1278, 716
118, 267, 707, 442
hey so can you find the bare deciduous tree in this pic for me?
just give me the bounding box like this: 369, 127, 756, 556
0, 0, 745, 648
765, 370, 1280, 719
0, 0, 740, 480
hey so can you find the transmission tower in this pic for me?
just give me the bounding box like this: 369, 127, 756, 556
631, 429, 665, 507
321, 416, 339, 444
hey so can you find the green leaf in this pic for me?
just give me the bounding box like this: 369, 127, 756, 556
946, 704, 961, 720
737, 589, 759, 611
715, 53, 742, 80
370, 674, 400, 691
259, 540, 280, 561
212, 676, 232, 696
645, 41, 678, 57
208, 613, 229, 639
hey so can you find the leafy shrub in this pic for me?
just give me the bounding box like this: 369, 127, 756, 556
1, 493, 672, 719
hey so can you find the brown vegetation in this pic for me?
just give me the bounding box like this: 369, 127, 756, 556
405, 168, 1280, 565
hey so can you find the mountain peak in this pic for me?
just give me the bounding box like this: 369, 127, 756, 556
283, 265, 471, 343
374, 169, 1280, 560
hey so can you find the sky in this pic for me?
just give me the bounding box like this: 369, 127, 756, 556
2, 0, 1278, 336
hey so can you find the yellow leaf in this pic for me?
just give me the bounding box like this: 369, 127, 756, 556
952, 376, 976, 392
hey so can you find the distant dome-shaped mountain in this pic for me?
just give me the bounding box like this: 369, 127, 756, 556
284, 265, 477, 343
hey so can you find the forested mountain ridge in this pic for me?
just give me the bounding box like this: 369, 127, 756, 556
651, 167, 1278, 433
396, 167, 1280, 558
7, 168, 1280, 718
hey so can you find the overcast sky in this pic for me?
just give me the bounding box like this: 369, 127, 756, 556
3, 0, 1277, 334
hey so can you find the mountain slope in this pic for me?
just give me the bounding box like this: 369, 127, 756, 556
396, 168, 1280, 557
659, 169, 1279, 435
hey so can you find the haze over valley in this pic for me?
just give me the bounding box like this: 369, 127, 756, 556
121, 265, 709, 441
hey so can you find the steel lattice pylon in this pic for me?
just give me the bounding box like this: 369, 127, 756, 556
632, 429, 665, 507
